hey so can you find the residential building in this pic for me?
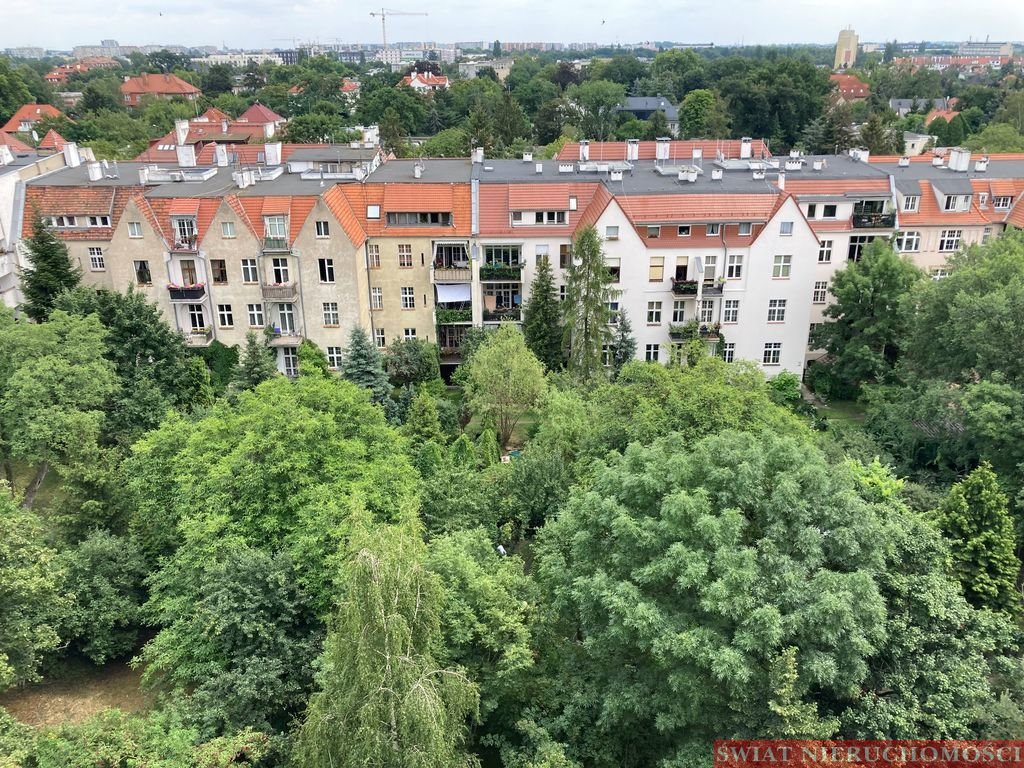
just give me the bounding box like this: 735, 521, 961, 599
120, 73, 202, 108
1, 104, 64, 134
957, 40, 1014, 57
829, 73, 870, 103
834, 27, 859, 70
903, 131, 935, 156
399, 71, 450, 92
616, 97, 680, 136
193, 52, 284, 67
889, 97, 957, 118
457, 59, 515, 81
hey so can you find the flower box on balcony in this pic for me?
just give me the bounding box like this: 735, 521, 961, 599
479, 263, 524, 281
436, 307, 472, 324
167, 283, 206, 300
672, 279, 699, 295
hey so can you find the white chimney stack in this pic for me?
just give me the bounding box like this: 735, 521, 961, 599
0, 145, 13, 166
692, 147, 703, 162
413, 163, 422, 178
655, 137, 670, 161
138, 167, 150, 185
711, 168, 723, 181
535, 162, 543, 174
975, 155, 989, 172
948, 147, 971, 172
740, 137, 753, 160
579, 140, 589, 161
87, 161, 103, 181
62, 142, 82, 168
221, 119, 229, 134
932, 154, 945, 167
264, 142, 282, 166
174, 119, 189, 146
626, 138, 640, 161
175, 144, 197, 168
777, 170, 785, 190
214, 144, 229, 167
898, 156, 910, 167
522, 151, 533, 162
472, 147, 484, 164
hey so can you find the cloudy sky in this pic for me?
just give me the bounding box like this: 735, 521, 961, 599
2, 0, 1021, 51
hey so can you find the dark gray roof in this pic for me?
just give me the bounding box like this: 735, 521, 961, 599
617, 96, 679, 120
287, 146, 379, 162
369, 158, 472, 183
931, 176, 979, 195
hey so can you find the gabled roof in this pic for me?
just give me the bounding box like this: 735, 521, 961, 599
336, 182, 472, 239
2, 103, 64, 133
400, 72, 449, 88
829, 73, 870, 99
925, 109, 960, 126
238, 103, 285, 124
194, 143, 328, 165
897, 179, 992, 227
22, 185, 142, 240
120, 73, 201, 96
37, 129, 67, 152
619, 96, 679, 120
0, 131, 33, 152
199, 106, 232, 122
236, 195, 319, 245
556, 139, 772, 162
478, 181, 607, 237
138, 196, 225, 248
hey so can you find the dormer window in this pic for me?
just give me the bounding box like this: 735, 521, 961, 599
87, 215, 111, 227
903, 195, 919, 212
264, 215, 287, 238
994, 196, 1013, 211
48, 216, 78, 227
386, 211, 452, 226
534, 211, 566, 225
943, 195, 970, 212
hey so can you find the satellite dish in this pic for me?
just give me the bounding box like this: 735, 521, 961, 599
31, 130, 39, 142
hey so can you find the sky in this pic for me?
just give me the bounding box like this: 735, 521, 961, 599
2, 0, 1022, 51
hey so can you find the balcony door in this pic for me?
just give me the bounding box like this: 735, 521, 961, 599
278, 303, 295, 333
180, 259, 198, 285
187, 304, 205, 331
272, 258, 290, 284
174, 217, 197, 244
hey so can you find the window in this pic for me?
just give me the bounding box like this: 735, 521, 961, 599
217, 304, 233, 327
822, 204, 837, 218
282, 347, 298, 377
818, 240, 833, 263
943, 195, 970, 212
646, 301, 662, 324
404, 328, 417, 340
726, 254, 743, 279
700, 299, 714, 323
211, 259, 228, 284
703, 254, 717, 282
398, 244, 413, 268
247, 303, 264, 327
319, 258, 335, 283
264, 215, 287, 238
323, 302, 339, 326
772, 255, 792, 278
979, 193, 989, 207
315, 220, 330, 237
559, 285, 567, 301
723, 343, 735, 363
367, 244, 380, 268
532, 211, 566, 225
88, 247, 105, 270
931, 267, 951, 280
723, 299, 739, 323
813, 281, 828, 304
173, 217, 196, 244
762, 342, 782, 365
902, 195, 919, 213
706, 223, 720, 236
134, 260, 151, 285
387, 211, 452, 226
559, 244, 571, 269
367, 205, 381, 219
272, 258, 289, 284
401, 286, 415, 309
569, 196, 577, 211
187, 304, 205, 332
278, 303, 296, 333
374, 328, 385, 347
607, 301, 620, 324
994, 196, 1013, 211
128, 221, 142, 238
511, 211, 523, 224
767, 299, 787, 322
645, 344, 660, 362
87, 215, 111, 227
983, 227, 993, 244
647, 225, 661, 239
602, 344, 612, 368
648, 255, 664, 282
371, 287, 383, 310
807, 204, 817, 219
180, 259, 198, 285
327, 346, 343, 370
848, 235, 874, 261
780, 221, 794, 236
895, 231, 920, 252
241, 259, 258, 283
672, 300, 686, 323
939, 229, 962, 252
738, 222, 752, 236
221, 221, 236, 238
48, 215, 77, 227
605, 225, 619, 240
678, 225, 691, 237
534, 244, 549, 265
484, 245, 521, 266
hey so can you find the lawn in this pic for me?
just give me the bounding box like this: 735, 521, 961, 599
818, 399, 867, 425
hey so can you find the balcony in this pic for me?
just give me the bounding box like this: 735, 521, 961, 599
261, 282, 298, 300
701, 281, 725, 297
852, 212, 896, 229
262, 236, 290, 252
171, 235, 198, 253
184, 328, 212, 347
480, 263, 524, 281
436, 307, 472, 324
669, 322, 720, 342
483, 307, 522, 322
168, 284, 206, 301
672, 279, 699, 296
433, 266, 473, 282
268, 325, 303, 346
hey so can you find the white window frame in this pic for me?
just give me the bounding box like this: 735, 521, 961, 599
327, 346, 343, 370
605, 225, 619, 240
700, 299, 714, 323
398, 244, 413, 268
646, 301, 662, 324
723, 342, 735, 363
241, 258, 259, 283
895, 231, 920, 253
371, 287, 383, 310
127, 221, 143, 238
247, 303, 264, 327
264, 215, 287, 238
647, 225, 661, 239
404, 327, 417, 340
779, 221, 794, 236
672, 299, 686, 323
772, 255, 792, 278
217, 304, 233, 327
644, 343, 660, 362
812, 281, 828, 304
374, 327, 386, 347
738, 222, 752, 236
706, 223, 720, 236
323, 301, 339, 326
319, 258, 335, 283
762, 342, 782, 366
678, 225, 691, 237
818, 240, 833, 263
902, 195, 919, 213
87, 215, 111, 227
723, 299, 739, 323
939, 229, 962, 252
726, 254, 743, 279
767, 298, 787, 323
221, 221, 236, 238
994, 196, 1012, 211
88, 246, 105, 271
315, 220, 331, 237
400, 286, 415, 309
367, 243, 380, 268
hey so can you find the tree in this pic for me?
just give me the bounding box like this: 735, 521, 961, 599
230, 330, 278, 393
384, 337, 441, 388
419, 127, 470, 157
562, 226, 613, 382
0, 490, 69, 689
19, 217, 81, 322
929, 115, 950, 146
680, 88, 724, 139
493, 40, 502, 59
964, 123, 1024, 153
342, 327, 391, 404
643, 109, 671, 140
493, 92, 531, 147
610, 309, 637, 376
201, 63, 234, 96
567, 80, 626, 140
810, 239, 923, 398
946, 113, 967, 146
298, 338, 330, 377
938, 463, 1020, 614
0, 59, 33, 123
379, 107, 408, 156
402, 390, 445, 447
464, 324, 547, 448
858, 113, 901, 155
465, 105, 496, 153
523, 256, 563, 371
280, 113, 358, 143
293, 514, 479, 768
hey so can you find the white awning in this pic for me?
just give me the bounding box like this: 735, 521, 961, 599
436, 283, 472, 303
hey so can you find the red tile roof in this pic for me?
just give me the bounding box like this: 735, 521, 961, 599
141, 196, 224, 248
400, 72, 449, 88
336, 182, 472, 239
478, 182, 608, 237
616, 193, 780, 223
830, 73, 870, 100
36, 129, 67, 152
2, 104, 64, 133
897, 180, 992, 227
120, 73, 201, 97
193, 143, 327, 165
556, 139, 772, 162
783, 177, 891, 196
199, 106, 232, 122
238, 103, 284, 124
237, 196, 319, 245
341, 78, 360, 94
322, 184, 366, 247
0, 132, 33, 152
925, 109, 960, 126
22, 185, 142, 240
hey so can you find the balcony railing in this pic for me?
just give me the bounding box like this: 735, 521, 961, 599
852, 212, 896, 229
433, 266, 473, 282
701, 281, 725, 296
436, 307, 472, 324
483, 307, 522, 322
184, 328, 212, 346
672, 279, 699, 296
168, 284, 206, 301
268, 325, 303, 346
261, 282, 298, 300
262, 236, 290, 252
480, 263, 524, 281
171, 235, 198, 252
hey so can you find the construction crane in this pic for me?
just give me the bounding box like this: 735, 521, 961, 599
368, 8, 428, 49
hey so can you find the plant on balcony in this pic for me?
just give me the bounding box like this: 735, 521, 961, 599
436, 307, 472, 324
669, 319, 699, 341
672, 279, 699, 294
479, 263, 523, 280
166, 282, 205, 290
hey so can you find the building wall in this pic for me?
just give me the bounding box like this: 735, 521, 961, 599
365, 235, 436, 347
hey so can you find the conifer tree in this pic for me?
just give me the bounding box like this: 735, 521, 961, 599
562, 226, 613, 382
403, 390, 445, 446
298, 338, 330, 378
939, 462, 1021, 614
20, 217, 81, 321
611, 308, 637, 377
450, 433, 477, 467
523, 255, 563, 371
342, 327, 390, 403
230, 330, 278, 393
477, 427, 500, 466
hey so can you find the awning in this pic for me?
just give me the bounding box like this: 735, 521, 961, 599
436, 283, 472, 303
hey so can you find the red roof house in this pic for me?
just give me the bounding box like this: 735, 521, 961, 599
400, 71, 449, 92
2, 104, 64, 133
120, 73, 202, 108
829, 73, 870, 102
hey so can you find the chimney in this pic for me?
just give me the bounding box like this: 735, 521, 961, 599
138, 167, 150, 184
0, 145, 13, 166
522, 151, 533, 162
740, 137, 752, 160
777, 170, 785, 190
692, 147, 703, 162
264, 142, 282, 166
975, 155, 989, 172
214, 143, 229, 167
812, 159, 823, 171
579, 140, 589, 161
931, 154, 945, 167
655, 137, 670, 161
711, 168, 724, 181
626, 138, 640, 161
62, 142, 81, 168
87, 161, 103, 181
175, 144, 197, 168
610, 169, 623, 181
535, 162, 543, 174
948, 147, 971, 172
413, 163, 423, 179
221, 119, 229, 134
174, 118, 189, 146
898, 156, 910, 167
472, 146, 484, 164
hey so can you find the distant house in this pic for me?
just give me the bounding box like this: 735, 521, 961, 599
458, 58, 514, 81
889, 97, 958, 118
36, 129, 68, 154
925, 108, 961, 126
399, 71, 449, 92
829, 73, 870, 103
238, 102, 286, 129
120, 73, 202, 108
903, 131, 935, 156
1, 104, 64, 134
615, 96, 680, 136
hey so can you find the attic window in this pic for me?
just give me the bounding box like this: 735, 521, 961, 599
48, 215, 78, 227
994, 196, 1013, 211
903, 195, 919, 212
157, 144, 176, 151
367, 205, 381, 219
87, 215, 111, 227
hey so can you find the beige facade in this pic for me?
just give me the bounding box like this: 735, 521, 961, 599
364, 235, 437, 349
834, 28, 858, 70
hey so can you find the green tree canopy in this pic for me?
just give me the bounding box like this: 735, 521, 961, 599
523, 255, 563, 371
562, 226, 613, 381
20, 217, 81, 322
342, 326, 391, 403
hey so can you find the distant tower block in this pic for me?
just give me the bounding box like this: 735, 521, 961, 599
834, 27, 859, 70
